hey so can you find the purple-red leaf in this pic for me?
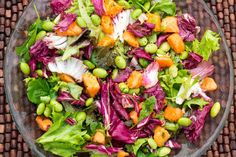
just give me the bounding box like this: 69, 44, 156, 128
51, 0, 73, 14
113, 68, 132, 83
54, 13, 77, 32
128, 48, 153, 61
182, 52, 203, 69
189, 61, 215, 80
127, 21, 154, 38
91, 0, 105, 16
142, 62, 159, 89
85, 144, 121, 156
156, 34, 170, 47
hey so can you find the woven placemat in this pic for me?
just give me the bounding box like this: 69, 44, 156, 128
0, 0, 235, 156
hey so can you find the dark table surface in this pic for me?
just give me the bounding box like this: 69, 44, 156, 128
0, 0, 235, 156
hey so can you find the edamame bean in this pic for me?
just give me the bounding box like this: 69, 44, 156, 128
156, 147, 171, 157
83, 60, 95, 70
137, 37, 148, 46
178, 117, 192, 127
36, 103, 45, 115
145, 43, 158, 54
117, 0, 131, 9
139, 58, 149, 68
179, 51, 189, 60
210, 102, 221, 118
128, 88, 140, 95
115, 56, 127, 69
91, 14, 101, 26
50, 100, 63, 112
86, 98, 94, 106
36, 31, 47, 41
76, 111, 87, 123
112, 69, 118, 80
36, 69, 43, 77
20, 62, 30, 75
44, 107, 51, 117
164, 122, 179, 132
143, 2, 151, 11
131, 9, 142, 20
76, 17, 87, 28
148, 33, 157, 44
42, 20, 55, 31
147, 138, 157, 149
159, 42, 171, 52
169, 65, 178, 78
93, 68, 108, 79
119, 82, 129, 93
156, 49, 166, 55
84, 134, 91, 140
40, 96, 51, 104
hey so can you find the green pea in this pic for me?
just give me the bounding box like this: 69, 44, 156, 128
156, 49, 166, 55
50, 100, 63, 112
112, 69, 118, 80
20, 62, 30, 75
36, 69, 43, 77
137, 37, 148, 46
36, 31, 47, 41
86, 98, 94, 106
164, 122, 179, 132
44, 107, 51, 117
83, 134, 91, 140
156, 147, 171, 157
117, 0, 131, 9
147, 138, 157, 149
91, 14, 101, 26
118, 82, 129, 93
93, 68, 108, 79
178, 117, 192, 127
40, 96, 51, 104
36, 103, 45, 115
128, 88, 140, 95
42, 20, 55, 31
76, 17, 87, 28
143, 2, 151, 11
210, 102, 221, 118
139, 58, 149, 68
115, 56, 127, 69
83, 60, 95, 70
148, 33, 157, 44
159, 42, 171, 52
179, 51, 189, 60
145, 43, 158, 54
131, 9, 142, 20
76, 111, 87, 123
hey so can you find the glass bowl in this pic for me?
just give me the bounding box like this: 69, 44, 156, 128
4, 0, 234, 156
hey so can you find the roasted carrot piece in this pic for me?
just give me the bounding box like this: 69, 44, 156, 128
129, 110, 138, 124
167, 33, 185, 54
161, 16, 179, 33
154, 126, 171, 147
127, 71, 143, 89
146, 13, 161, 32
164, 106, 183, 122
155, 56, 174, 68
36, 116, 52, 132
104, 0, 123, 17
97, 36, 115, 47
101, 15, 114, 34
82, 73, 100, 97
56, 22, 82, 36
92, 131, 106, 144
117, 151, 129, 157
123, 31, 139, 48
201, 77, 217, 91
58, 73, 75, 83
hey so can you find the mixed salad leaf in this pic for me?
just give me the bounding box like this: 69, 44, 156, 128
16, 0, 222, 156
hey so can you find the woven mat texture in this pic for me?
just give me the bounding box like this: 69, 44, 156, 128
0, 0, 235, 156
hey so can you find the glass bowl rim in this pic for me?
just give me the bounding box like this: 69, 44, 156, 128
4, 0, 234, 156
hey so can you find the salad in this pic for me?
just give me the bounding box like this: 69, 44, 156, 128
16, 0, 222, 156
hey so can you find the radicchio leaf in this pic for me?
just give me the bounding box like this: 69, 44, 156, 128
165, 140, 182, 149
91, 0, 105, 16
57, 91, 86, 106
182, 52, 203, 69
189, 61, 215, 80
85, 144, 121, 156
51, 0, 73, 14
54, 13, 77, 32
142, 62, 159, 89
156, 34, 170, 47
128, 48, 153, 61
113, 68, 132, 83
177, 14, 197, 41
184, 102, 213, 142
127, 21, 155, 38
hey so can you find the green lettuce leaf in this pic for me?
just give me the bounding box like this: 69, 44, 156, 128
150, 0, 176, 16
183, 98, 209, 109
138, 96, 156, 121
132, 138, 147, 155
67, 83, 83, 100
192, 30, 221, 61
